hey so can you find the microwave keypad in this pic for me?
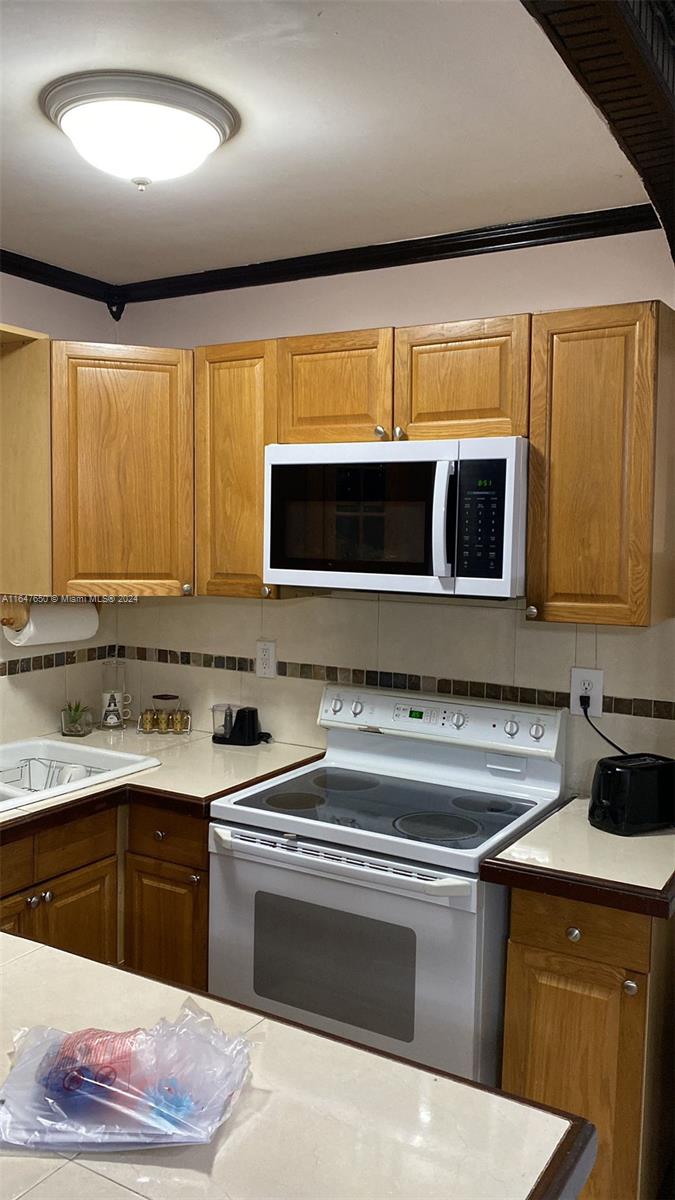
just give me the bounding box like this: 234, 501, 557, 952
457, 460, 506, 578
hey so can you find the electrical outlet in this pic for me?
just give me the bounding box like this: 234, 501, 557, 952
570, 667, 604, 717
256, 638, 277, 679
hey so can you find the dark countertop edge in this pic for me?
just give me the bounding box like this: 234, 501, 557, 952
480, 858, 675, 919
0, 750, 325, 837
527, 1118, 597, 1200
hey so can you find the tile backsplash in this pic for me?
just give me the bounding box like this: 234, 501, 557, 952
2, 594, 674, 795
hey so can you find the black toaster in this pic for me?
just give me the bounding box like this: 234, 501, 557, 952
589, 753, 675, 836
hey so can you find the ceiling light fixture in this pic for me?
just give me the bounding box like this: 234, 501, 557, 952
40, 70, 239, 190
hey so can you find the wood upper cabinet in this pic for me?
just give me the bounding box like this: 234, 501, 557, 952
503, 940, 646, 1200
0, 325, 51, 594
51, 342, 194, 596
527, 301, 674, 625
394, 314, 530, 439
277, 328, 393, 442
195, 340, 277, 597
125, 852, 207, 989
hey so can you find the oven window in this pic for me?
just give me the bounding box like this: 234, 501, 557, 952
253, 892, 416, 1041
270, 462, 435, 574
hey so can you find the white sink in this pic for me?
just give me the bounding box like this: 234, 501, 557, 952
0, 739, 160, 813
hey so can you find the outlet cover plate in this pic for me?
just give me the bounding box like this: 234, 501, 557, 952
256, 638, 277, 679
570, 667, 604, 716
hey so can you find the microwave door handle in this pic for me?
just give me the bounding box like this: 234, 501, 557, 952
210, 827, 471, 900
432, 461, 455, 578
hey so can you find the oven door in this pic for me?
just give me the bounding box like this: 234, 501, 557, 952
208, 824, 501, 1082
263, 441, 458, 594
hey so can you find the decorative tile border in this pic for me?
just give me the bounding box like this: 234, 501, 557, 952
2, 642, 673, 721
0, 644, 115, 678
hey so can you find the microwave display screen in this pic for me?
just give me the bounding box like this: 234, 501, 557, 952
270, 462, 438, 575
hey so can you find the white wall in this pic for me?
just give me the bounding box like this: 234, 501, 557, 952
0, 274, 113, 341
119, 229, 675, 347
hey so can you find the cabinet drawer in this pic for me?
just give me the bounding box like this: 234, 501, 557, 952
34, 806, 117, 882
128, 802, 208, 868
0, 832, 34, 898
510, 889, 652, 973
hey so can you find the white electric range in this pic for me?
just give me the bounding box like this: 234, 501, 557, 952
209, 686, 566, 1083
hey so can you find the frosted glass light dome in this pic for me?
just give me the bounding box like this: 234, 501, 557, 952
41, 71, 239, 188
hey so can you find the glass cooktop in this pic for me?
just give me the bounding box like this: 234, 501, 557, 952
233, 767, 534, 850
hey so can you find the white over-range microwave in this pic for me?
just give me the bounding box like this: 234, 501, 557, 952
263, 436, 528, 597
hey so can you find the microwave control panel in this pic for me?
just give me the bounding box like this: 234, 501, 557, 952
456, 459, 506, 579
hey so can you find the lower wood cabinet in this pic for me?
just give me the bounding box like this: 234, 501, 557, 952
502, 890, 674, 1199
0, 857, 117, 963
125, 852, 208, 989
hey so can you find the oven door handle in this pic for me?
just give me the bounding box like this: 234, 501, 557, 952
210, 826, 473, 900
431, 460, 455, 579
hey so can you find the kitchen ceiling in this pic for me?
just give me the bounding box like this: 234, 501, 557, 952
0, 0, 648, 284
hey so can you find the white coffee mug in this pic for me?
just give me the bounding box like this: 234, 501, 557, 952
101, 691, 132, 725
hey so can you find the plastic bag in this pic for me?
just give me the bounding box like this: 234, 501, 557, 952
0, 998, 250, 1151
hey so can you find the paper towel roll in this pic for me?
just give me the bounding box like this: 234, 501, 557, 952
2, 602, 99, 648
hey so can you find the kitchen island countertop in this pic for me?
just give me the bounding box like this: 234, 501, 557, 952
0, 933, 596, 1200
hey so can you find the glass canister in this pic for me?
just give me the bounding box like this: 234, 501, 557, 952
212, 703, 236, 738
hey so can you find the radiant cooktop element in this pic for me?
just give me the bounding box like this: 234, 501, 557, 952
233, 765, 534, 850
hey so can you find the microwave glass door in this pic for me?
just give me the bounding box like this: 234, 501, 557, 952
269, 461, 441, 575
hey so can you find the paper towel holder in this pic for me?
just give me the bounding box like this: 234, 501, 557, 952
0, 599, 101, 633
0, 600, 30, 632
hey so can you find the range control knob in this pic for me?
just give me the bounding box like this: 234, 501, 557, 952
330, 698, 343, 714
450, 712, 466, 729
530, 722, 545, 741
351, 700, 364, 716
504, 719, 519, 738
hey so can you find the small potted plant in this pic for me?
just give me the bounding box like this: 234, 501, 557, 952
61, 700, 93, 738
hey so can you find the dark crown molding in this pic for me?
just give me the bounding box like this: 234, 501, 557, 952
0, 204, 661, 321
522, 1, 675, 256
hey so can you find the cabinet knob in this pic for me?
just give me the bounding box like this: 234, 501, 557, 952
25, 895, 41, 909
261, 585, 271, 598
189, 874, 201, 885
374, 425, 388, 439
153, 829, 167, 841
41, 890, 54, 904
566, 926, 582, 943
182, 583, 193, 595
623, 980, 638, 996
525, 605, 538, 620
393, 425, 407, 441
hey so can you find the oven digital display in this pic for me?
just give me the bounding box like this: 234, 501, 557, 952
408, 708, 424, 719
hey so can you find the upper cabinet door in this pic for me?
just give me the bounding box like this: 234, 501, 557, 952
195, 340, 277, 597
52, 343, 193, 596
527, 303, 662, 626
277, 328, 393, 442
394, 315, 530, 439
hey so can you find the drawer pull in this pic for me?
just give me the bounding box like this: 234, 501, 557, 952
566, 926, 582, 943
25, 895, 41, 909
189, 874, 201, 885
41, 890, 54, 904
153, 830, 167, 841
623, 980, 638, 996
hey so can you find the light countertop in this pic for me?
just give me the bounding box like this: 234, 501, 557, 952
0, 730, 322, 828
481, 797, 675, 917
0, 934, 596, 1200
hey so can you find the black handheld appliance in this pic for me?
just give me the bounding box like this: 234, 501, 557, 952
588, 754, 675, 836
212, 707, 271, 747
